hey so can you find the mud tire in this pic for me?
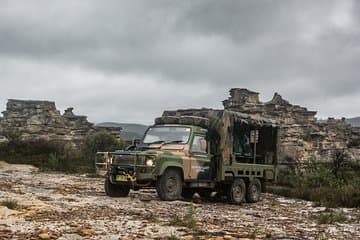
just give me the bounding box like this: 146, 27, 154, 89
104, 178, 130, 197
156, 169, 182, 201
228, 178, 246, 204
246, 178, 262, 203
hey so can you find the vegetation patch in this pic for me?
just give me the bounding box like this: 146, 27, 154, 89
162, 236, 180, 240
169, 206, 197, 229
270, 156, 360, 208
143, 212, 160, 223
0, 131, 125, 173
167, 206, 201, 239
0, 198, 20, 210
310, 209, 347, 224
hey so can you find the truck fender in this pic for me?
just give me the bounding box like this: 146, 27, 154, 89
158, 162, 184, 179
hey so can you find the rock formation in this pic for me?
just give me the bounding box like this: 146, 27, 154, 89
0, 92, 358, 162
160, 88, 359, 162
0, 99, 121, 145
223, 88, 359, 162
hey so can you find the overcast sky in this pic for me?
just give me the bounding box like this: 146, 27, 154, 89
0, 0, 359, 124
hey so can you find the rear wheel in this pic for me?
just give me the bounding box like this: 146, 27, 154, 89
228, 178, 246, 204
246, 178, 262, 203
156, 169, 182, 201
104, 178, 130, 197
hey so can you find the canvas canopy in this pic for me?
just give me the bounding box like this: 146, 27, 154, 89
155, 109, 279, 163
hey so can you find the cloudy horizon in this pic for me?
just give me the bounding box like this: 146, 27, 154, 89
1, 0, 359, 125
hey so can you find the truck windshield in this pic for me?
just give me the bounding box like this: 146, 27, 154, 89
143, 126, 191, 144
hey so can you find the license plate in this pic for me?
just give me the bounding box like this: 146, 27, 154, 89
115, 175, 128, 181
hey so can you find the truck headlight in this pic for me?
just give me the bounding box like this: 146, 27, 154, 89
145, 157, 155, 167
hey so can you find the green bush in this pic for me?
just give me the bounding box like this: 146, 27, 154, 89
2, 131, 20, 143
84, 131, 124, 153
0, 198, 20, 210
0, 131, 125, 173
169, 206, 197, 229
82, 131, 126, 171
83, 131, 125, 157
272, 161, 360, 208
310, 209, 347, 224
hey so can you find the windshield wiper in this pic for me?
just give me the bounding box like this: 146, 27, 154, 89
146, 140, 165, 145
164, 140, 184, 145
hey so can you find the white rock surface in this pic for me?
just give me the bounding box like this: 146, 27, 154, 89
0, 161, 359, 239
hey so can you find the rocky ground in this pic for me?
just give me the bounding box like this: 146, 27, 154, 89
0, 161, 359, 240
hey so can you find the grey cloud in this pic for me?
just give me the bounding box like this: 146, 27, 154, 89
0, 0, 359, 123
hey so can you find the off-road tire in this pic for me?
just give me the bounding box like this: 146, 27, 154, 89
104, 178, 130, 197
228, 178, 246, 204
156, 169, 182, 201
246, 178, 262, 203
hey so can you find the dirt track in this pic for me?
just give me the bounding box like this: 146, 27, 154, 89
0, 161, 359, 240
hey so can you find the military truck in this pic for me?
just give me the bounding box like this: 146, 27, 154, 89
96, 109, 278, 204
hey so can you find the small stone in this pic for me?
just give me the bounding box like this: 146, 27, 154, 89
212, 237, 224, 240
79, 228, 96, 236
38, 233, 50, 239
183, 236, 194, 240
139, 194, 153, 202
224, 235, 236, 240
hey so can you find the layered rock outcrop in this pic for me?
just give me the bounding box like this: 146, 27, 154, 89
223, 88, 359, 162
0, 99, 121, 145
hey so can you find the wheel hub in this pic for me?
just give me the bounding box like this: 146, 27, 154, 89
166, 177, 177, 193
233, 185, 243, 201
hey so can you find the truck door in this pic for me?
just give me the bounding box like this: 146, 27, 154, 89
189, 135, 211, 180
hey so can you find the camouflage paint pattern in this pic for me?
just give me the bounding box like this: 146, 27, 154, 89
97, 109, 279, 187
139, 125, 211, 181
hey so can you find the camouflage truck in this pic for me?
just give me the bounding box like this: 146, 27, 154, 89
96, 109, 279, 204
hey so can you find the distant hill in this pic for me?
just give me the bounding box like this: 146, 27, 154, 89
97, 122, 148, 140
346, 117, 360, 127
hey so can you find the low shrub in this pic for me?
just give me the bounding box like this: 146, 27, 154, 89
272, 160, 360, 208
0, 198, 20, 210
0, 131, 125, 173
169, 206, 197, 229
310, 209, 347, 224
82, 131, 126, 168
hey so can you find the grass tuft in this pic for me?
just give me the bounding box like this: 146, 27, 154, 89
310, 209, 347, 224
0, 198, 19, 210
270, 160, 360, 208
164, 236, 180, 240
144, 212, 159, 223
169, 206, 197, 229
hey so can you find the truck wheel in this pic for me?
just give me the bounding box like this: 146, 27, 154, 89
246, 178, 261, 203
104, 178, 130, 197
228, 178, 246, 204
156, 169, 182, 201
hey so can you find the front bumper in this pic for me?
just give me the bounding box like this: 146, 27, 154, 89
109, 164, 156, 185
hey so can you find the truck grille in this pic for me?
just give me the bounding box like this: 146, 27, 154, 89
112, 154, 135, 165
